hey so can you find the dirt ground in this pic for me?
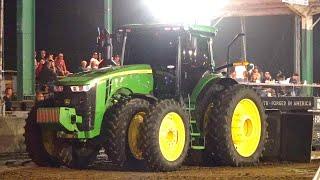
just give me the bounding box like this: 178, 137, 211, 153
0, 159, 319, 180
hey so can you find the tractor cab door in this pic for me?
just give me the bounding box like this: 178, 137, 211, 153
180, 34, 213, 97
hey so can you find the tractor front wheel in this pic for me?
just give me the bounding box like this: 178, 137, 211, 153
24, 107, 60, 167
142, 100, 190, 171
104, 98, 150, 169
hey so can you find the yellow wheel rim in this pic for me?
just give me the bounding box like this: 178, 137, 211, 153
231, 99, 261, 157
159, 112, 186, 162
128, 112, 146, 160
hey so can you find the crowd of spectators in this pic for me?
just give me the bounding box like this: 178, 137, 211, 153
35, 50, 69, 92
229, 65, 306, 97
230, 65, 302, 85
35, 50, 121, 95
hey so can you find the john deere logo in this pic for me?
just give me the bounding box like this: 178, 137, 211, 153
64, 99, 71, 105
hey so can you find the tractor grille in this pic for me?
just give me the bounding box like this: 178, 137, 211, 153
54, 86, 96, 131
37, 108, 60, 123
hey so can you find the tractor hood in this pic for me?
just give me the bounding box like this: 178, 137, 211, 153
57, 64, 152, 86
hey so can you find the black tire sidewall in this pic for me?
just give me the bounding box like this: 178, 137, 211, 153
24, 106, 60, 167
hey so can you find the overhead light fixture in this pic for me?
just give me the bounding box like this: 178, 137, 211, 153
143, 0, 231, 25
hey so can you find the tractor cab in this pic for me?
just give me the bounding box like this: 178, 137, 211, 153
115, 24, 217, 99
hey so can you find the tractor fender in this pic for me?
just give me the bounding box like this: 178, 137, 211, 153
112, 87, 133, 98
130, 94, 158, 105
191, 77, 238, 131
191, 76, 238, 105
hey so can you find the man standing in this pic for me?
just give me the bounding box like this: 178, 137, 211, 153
89, 52, 103, 70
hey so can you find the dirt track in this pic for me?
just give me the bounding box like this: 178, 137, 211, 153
0, 160, 319, 180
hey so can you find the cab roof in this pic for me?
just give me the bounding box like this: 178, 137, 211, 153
119, 24, 218, 37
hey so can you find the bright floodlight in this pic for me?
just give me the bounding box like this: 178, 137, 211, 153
144, 0, 231, 25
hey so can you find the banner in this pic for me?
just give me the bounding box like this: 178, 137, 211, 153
282, 0, 309, 6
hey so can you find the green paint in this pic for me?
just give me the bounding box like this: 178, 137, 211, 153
104, 0, 112, 33
301, 16, 313, 95
16, 0, 35, 99
79, 73, 154, 138
58, 66, 153, 139
189, 24, 218, 36
57, 65, 151, 86
190, 74, 221, 104
59, 107, 82, 132
302, 29, 313, 84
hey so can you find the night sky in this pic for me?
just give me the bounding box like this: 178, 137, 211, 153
3, 0, 320, 82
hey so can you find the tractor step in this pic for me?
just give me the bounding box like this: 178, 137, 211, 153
191, 145, 205, 150
191, 136, 205, 150
190, 118, 205, 150
185, 107, 195, 111
191, 133, 201, 136
190, 120, 197, 124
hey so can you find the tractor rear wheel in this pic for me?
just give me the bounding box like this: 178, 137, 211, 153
205, 85, 267, 166
142, 100, 190, 171
104, 98, 150, 169
24, 107, 60, 167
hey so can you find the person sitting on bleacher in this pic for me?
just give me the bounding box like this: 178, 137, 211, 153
38, 58, 58, 92
3, 88, 17, 111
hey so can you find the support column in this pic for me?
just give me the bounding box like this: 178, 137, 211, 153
240, 17, 247, 60
104, 0, 112, 33
294, 15, 301, 75
16, 0, 35, 100
301, 16, 313, 84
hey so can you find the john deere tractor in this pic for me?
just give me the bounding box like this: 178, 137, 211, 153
25, 24, 267, 171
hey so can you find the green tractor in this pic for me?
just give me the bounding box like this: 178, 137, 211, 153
25, 24, 267, 171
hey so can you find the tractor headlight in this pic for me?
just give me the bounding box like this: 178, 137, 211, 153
70, 85, 92, 92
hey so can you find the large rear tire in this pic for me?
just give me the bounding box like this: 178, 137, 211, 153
24, 107, 60, 167
104, 98, 150, 169
142, 100, 190, 171
205, 85, 267, 166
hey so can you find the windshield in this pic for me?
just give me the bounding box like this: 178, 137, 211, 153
122, 30, 179, 70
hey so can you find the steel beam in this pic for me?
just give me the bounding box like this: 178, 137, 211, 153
16, 0, 35, 100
